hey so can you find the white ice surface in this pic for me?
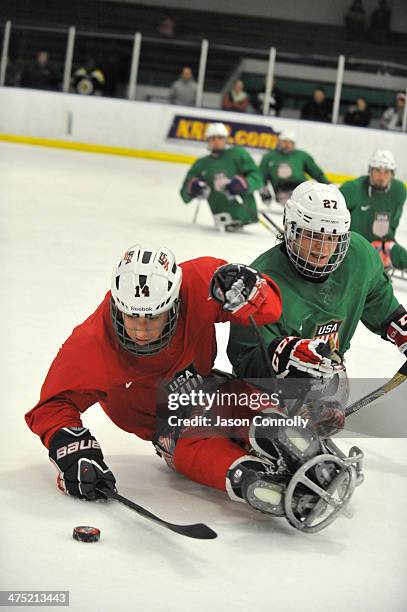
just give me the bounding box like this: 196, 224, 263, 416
1, 142, 407, 612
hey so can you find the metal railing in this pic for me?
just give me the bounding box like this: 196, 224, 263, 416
1, 20, 407, 131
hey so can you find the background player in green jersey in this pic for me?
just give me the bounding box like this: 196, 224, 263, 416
228, 181, 406, 382
340, 150, 407, 272
180, 122, 262, 232
259, 131, 329, 206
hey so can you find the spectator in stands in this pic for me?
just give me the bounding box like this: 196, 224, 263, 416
344, 97, 372, 127
369, 0, 391, 44
222, 80, 249, 113
169, 66, 197, 107
301, 87, 331, 123
252, 78, 283, 116
344, 0, 366, 41
71, 57, 105, 96
380, 92, 406, 131
157, 14, 176, 38
20, 51, 59, 91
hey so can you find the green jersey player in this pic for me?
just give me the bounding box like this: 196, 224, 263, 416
259, 131, 329, 206
340, 150, 407, 271
228, 181, 406, 382
225, 181, 407, 531
180, 122, 262, 232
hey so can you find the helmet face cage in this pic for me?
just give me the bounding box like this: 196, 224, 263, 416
110, 245, 182, 356
285, 224, 351, 279
110, 297, 180, 356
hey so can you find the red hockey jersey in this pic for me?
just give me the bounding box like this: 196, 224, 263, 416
25, 256, 281, 489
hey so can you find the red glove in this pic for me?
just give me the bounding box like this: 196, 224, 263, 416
386, 307, 407, 355
269, 336, 340, 379
371, 240, 395, 270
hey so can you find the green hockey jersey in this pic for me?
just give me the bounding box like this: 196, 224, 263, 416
259, 148, 329, 191
180, 146, 262, 225
228, 232, 400, 378
340, 176, 407, 269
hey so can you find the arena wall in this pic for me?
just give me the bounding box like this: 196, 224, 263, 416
1, 87, 406, 181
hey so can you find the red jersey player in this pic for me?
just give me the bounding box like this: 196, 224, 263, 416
25, 245, 282, 501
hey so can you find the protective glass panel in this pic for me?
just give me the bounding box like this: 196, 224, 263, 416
137, 36, 201, 106
72, 31, 133, 99
6, 25, 67, 91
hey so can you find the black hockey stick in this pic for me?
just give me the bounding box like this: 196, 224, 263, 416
97, 487, 217, 540
248, 315, 292, 411
258, 211, 283, 235
345, 359, 407, 417
249, 315, 274, 377
224, 191, 278, 235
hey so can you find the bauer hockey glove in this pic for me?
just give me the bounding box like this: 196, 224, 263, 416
224, 175, 248, 197
187, 177, 210, 199
209, 263, 267, 313
49, 427, 116, 500
269, 336, 339, 380
386, 306, 407, 356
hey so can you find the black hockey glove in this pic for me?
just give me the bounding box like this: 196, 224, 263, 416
49, 427, 116, 500
386, 306, 407, 355
259, 186, 273, 204
209, 263, 265, 313
187, 177, 210, 199
269, 336, 340, 380
224, 175, 248, 196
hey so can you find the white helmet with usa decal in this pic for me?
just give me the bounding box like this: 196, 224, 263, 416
110, 245, 182, 355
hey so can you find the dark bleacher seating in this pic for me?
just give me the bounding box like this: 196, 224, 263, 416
2, 0, 406, 100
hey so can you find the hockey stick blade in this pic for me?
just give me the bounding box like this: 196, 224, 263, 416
345, 359, 407, 417
97, 487, 217, 540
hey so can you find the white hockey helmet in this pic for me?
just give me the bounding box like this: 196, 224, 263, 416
205, 122, 229, 140
279, 130, 296, 143
368, 149, 396, 173
110, 245, 182, 355
284, 181, 351, 279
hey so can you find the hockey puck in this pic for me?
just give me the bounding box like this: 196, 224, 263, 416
72, 526, 101, 543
